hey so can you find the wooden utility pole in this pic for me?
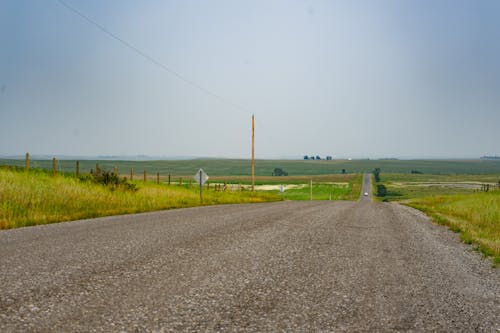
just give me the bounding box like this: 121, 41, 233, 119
52, 158, 57, 177
252, 114, 255, 192
25, 152, 29, 173
76, 161, 80, 177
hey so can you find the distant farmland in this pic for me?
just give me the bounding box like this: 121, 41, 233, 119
1, 158, 500, 177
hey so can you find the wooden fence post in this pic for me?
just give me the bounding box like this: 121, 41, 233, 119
310, 178, 313, 201
157, 171, 160, 184
25, 152, 30, 172
114, 166, 118, 175
179, 177, 183, 186
52, 158, 57, 177
144, 170, 147, 182
76, 160, 80, 177
95, 163, 100, 176
168, 174, 171, 185
130, 168, 134, 181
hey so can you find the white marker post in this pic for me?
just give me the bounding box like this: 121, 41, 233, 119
193, 169, 209, 204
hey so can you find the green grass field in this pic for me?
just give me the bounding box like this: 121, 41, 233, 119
0, 168, 280, 230
272, 183, 355, 201
209, 174, 362, 201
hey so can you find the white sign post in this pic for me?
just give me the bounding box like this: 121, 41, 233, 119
193, 169, 209, 204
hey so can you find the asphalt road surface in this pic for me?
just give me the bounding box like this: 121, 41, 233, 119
1, 174, 499, 332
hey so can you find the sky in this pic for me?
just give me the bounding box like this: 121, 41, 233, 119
1, 0, 500, 159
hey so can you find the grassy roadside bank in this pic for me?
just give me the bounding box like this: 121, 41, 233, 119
405, 192, 500, 266
372, 173, 499, 266
375, 173, 500, 201
0, 168, 280, 230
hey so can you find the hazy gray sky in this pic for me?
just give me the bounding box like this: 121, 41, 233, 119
1, 0, 500, 158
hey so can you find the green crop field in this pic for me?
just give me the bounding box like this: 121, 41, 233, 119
2, 158, 500, 177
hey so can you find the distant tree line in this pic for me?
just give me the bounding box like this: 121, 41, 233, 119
303, 155, 333, 160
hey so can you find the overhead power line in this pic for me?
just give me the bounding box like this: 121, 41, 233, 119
56, 0, 251, 116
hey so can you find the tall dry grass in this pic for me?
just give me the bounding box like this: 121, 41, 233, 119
407, 191, 500, 266
0, 168, 280, 229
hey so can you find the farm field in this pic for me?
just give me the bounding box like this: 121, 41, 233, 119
2, 158, 500, 177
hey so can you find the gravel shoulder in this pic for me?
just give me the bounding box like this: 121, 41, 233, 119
1, 194, 499, 331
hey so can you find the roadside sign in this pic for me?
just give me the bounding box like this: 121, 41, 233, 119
194, 169, 209, 204
193, 169, 209, 186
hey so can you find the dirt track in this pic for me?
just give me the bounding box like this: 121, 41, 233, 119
0, 175, 498, 332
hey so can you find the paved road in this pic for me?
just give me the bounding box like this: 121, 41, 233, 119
1, 175, 498, 332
